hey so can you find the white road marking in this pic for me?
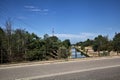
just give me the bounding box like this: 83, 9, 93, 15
0, 56, 120, 70
16, 64, 120, 80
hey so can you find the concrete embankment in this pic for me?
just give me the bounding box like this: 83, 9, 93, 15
75, 47, 90, 57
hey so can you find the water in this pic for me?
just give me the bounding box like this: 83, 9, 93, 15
71, 48, 86, 58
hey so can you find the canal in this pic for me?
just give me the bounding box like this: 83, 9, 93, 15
71, 48, 86, 58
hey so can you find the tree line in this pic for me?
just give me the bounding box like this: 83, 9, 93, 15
0, 20, 71, 63
76, 33, 120, 56
1, 20, 120, 63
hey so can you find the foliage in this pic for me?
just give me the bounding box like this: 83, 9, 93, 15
75, 34, 120, 56
1, 20, 120, 63
113, 33, 120, 54
62, 39, 71, 49
92, 35, 109, 52
76, 39, 93, 50
0, 21, 71, 63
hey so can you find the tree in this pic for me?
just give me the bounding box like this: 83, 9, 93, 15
62, 39, 71, 49
0, 27, 4, 49
12, 29, 27, 61
92, 35, 109, 56
75, 39, 93, 50
25, 32, 44, 61
44, 34, 49, 40
0, 20, 72, 63
0, 27, 8, 63
113, 33, 120, 55
45, 36, 60, 59
107, 40, 113, 54
5, 19, 13, 62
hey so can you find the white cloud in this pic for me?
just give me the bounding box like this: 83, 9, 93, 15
81, 32, 97, 37
24, 5, 41, 12
48, 33, 97, 44
54, 33, 97, 39
24, 5, 49, 13
30, 9, 41, 12
24, 5, 35, 9
43, 9, 49, 12
54, 34, 82, 38
17, 16, 27, 19
106, 27, 112, 31
50, 33, 98, 43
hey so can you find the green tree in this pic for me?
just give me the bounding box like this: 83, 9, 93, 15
12, 29, 27, 61
5, 19, 13, 62
75, 39, 93, 50
45, 36, 60, 59
62, 39, 71, 49
92, 35, 109, 56
0, 27, 8, 63
0, 20, 72, 63
107, 40, 113, 53
25, 33, 44, 61
113, 33, 120, 55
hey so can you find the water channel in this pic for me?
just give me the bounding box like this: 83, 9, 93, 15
71, 48, 86, 58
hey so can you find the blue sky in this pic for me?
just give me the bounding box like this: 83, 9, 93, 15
0, 0, 120, 43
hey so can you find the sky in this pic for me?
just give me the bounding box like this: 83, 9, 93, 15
0, 0, 120, 43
